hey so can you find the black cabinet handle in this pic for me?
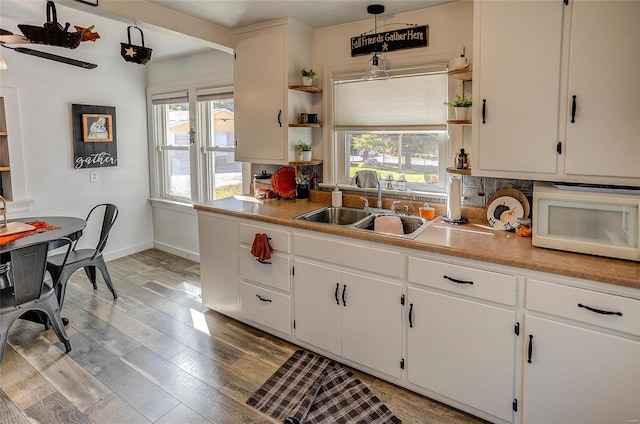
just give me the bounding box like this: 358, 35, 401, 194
527, 335, 533, 363
444, 275, 474, 285
335, 283, 340, 305
341, 284, 347, 307
256, 294, 272, 303
570, 95, 577, 123
409, 303, 414, 328
256, 258, 272, 265
482, 99, 486, 123
277, 109, 282, 127
578, 303, 622, 316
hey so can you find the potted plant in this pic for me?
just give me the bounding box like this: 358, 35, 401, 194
301, 68, 316, 86
444, 94, 472, 120
295, 140, 313, 161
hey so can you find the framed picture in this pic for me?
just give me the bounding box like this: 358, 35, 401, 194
82, 113, 113, 142
71, 104, 117, 169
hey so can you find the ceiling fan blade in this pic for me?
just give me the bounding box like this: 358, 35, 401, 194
4, 45, 97, 69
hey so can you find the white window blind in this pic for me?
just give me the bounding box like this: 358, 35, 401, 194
334, 71, 448, 127
151, 91, 188, 105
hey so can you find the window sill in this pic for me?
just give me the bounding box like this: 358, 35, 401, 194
149, 198, 196, 214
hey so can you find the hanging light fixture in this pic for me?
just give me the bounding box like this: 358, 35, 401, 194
363, 4, 389, 80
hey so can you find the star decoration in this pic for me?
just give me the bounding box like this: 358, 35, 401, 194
382, 42, 389, 51
74, 25, 100, 42
125, 47, 137, 57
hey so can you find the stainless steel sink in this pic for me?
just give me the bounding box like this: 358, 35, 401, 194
353, 214, 428, 239
294, 206, 370, 225
294, 207, 432, 239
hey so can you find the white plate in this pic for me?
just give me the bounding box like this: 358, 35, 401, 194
486, 196, 524, 231
0, 222, 36, 236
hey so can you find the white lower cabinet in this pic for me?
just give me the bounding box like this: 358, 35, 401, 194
522, 279, 640, 424
240, 281, 291, 335
293, 259, 403, 379
198, 213, 240, 316
407, 257, 517, 423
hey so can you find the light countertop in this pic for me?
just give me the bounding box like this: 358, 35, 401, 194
194, 193, 640, 291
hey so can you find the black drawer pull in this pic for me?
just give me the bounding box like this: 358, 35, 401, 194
482, 99, 486, 123
256, 258, 272, 265
570, 95, 577, 123
277, 109, 282, 127
334, 283, 340, 305
256, 294, 272, 303
409, 303, 414, 328
341, 284, 347, 307
444, 275, 473, 285
527, 335, 533, 363
578, 303, 622, 316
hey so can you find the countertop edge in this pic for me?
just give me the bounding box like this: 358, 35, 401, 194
194, 202, 640, 291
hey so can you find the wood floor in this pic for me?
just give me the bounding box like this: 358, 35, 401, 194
0, 249, 486, 424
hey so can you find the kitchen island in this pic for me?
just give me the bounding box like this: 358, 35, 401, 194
195, 193, 640, 424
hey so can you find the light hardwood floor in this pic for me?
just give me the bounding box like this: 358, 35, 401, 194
0, 249, 486, 424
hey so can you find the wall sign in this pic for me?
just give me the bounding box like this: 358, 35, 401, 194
72, 104, 117, 169
351, 25, 428, 57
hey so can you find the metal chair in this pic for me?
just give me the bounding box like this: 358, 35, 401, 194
46, 204, 118, 308
0, 238, 73, 363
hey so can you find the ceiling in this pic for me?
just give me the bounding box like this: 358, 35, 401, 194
0, 0, 454, 64
148, 0, 455, 30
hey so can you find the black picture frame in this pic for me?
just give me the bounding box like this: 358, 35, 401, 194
74, 0, 99, 6
71, 104, 117, 169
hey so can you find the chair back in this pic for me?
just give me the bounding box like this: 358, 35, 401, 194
9, 237, 72, 306
86, 204, 118, 256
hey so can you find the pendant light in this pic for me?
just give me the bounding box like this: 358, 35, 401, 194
363, 4, 389, 80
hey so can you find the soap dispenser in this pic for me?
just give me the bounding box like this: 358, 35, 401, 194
332, 185, 343, 207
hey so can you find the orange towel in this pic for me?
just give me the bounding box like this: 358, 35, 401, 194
251, 233, 273, 262
0, 221, 61, 246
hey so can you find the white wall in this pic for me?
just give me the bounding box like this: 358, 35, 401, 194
0, 4, 153, 260
147, 49, 235, 261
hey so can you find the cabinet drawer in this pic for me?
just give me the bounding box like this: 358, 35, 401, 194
239, 246, 290, 292
239, 223, 290, 253
407, 257, 516, 306
294, 233, 402, 279
240, 282, 291, 335
526, 279, 640, 336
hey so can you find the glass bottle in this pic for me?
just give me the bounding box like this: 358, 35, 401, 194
397, 173, 407, 191
516, 217, 532, 237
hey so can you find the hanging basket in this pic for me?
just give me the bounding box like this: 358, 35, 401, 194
18, 1, 82, 49
120, 26, 153, 65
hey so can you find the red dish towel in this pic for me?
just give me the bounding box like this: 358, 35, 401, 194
251, 233, 273, 262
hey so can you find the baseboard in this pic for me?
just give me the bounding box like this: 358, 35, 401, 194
153, 241, 200, 263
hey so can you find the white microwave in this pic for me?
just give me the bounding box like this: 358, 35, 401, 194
533, 182, 640, 261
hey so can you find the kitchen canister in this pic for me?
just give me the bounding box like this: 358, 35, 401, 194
253, 171, 273, 199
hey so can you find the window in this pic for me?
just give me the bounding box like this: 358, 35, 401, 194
333, 66, 448, 192
151, 88, 240, 203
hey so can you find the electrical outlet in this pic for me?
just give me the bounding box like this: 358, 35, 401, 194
90, 171, 99, 182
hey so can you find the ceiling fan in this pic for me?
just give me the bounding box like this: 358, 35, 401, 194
0, 28, 97, 69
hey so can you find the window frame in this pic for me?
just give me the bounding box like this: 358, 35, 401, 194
328, 63, 451, 194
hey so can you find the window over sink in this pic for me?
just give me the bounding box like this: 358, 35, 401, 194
333, 65, 448, 192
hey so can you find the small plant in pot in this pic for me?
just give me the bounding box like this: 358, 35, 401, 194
296, 140, 313, 161
444, 94, 472, 120
301, 68, 316, 86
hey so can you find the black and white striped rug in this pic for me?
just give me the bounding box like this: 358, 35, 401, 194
247, 349, 401, 424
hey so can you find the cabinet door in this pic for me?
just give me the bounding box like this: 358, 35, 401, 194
407, 287, 516, 422
564, 0, 640, 180
523, 316, 640, 424
293, 260, 341, 356
198, 214, 239, 316
473, 0, 563, 175
341, 272, 402, 379
234, 29, 286, 162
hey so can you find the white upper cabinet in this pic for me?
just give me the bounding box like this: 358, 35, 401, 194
233, 19, 315, 164
472, 0, 640, 185
563, 0, 640, 180
472, 0, 564, 176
